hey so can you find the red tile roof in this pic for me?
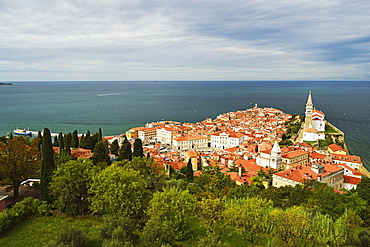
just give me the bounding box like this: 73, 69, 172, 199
328, 144, 346, 152
274, 162, 343, 183
343, 175, 361, 185
282, 150, 309, 159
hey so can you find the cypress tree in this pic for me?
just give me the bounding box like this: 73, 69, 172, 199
58, 132, 64, 151
92, 140, 110, 167
64, 132, 72, 154
71, 130, 79, 148
186, 159, 194, 181
132, 138, 144, 158
110, 139, 119, 156
53, 136, 59, 147
91, 132, 99, 150
118, 138, 132, 161
84, 131, 94, 150
40, 128, 55, 202
98, 128, 103, 141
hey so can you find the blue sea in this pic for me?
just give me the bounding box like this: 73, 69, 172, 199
1, 81, 369, 168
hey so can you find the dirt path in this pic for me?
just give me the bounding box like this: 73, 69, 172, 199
0, 185, 40, 208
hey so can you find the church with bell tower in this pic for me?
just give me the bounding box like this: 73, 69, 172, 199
301, 91, 326, 142
304, 91, 314, 129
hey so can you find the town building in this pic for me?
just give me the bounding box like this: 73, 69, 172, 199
272, 162, 344, 190
172, 134, 208, 151
138, 127, 156, 142
210, 131, 245, 149
281, 150, 309, 169
256, 141, 282, 169
328, 143, 347, 155
156, 126, 181, 145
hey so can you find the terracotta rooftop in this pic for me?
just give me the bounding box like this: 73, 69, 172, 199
328, 144, 346, 152
282, 150, 309, 159
274, 162, 343, 183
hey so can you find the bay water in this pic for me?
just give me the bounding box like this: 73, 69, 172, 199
1, 81, 369, 168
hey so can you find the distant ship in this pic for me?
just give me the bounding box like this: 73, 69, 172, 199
14, 128, 32, 135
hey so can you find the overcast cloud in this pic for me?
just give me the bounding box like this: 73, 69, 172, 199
1, 0, 370, 81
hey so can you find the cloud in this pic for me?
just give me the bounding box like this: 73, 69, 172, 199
0, 0, 370, 80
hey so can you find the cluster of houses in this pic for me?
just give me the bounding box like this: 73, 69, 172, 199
112, 92, 364, 191
1, 93, 365, 212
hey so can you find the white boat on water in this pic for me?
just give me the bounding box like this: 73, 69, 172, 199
14, 128, 32, 135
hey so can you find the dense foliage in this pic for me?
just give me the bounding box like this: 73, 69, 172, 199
0, 197, 50, 234
0, 137, 41, 198
2, 145, 370, 246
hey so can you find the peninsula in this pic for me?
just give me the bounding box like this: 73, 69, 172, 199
119, 92, 366, 189
0, 83, 13, 85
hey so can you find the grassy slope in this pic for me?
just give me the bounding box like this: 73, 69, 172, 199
0, 215, 103, 247
0, 215, 252, 247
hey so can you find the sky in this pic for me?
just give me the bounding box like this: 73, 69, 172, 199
1, 0, 370, 81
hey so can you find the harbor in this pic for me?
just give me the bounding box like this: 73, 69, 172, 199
13, 128, 60, 137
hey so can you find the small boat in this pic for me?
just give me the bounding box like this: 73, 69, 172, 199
14, 128, 32, 136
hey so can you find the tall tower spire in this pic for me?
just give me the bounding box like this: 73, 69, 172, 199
270, 141, 281, 169
305, 91, 313, 128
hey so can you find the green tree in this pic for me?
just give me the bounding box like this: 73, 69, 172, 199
340, 209, 363, 245
132, 138, 143, 158
357, 177, 370, 204
110, 139, 119, 156
71, 130, 79, 148
91, 132, 100, 151
300, 210, 348, 246
224, 197, 273, 246
194, 165, 236, 198
197, 196, 226, 243
185, 159, 194, 181
141, 216, 175, 247
92, 140, 110, 167
118, 157, 166, 192
54, 151, 74, 168
146, 187, 196, 240
0, 137, 41, 198
100, 214, 135, 244
98, 128, 103, 141
82, 130, 93, 150
40, 128, 55, 203
270, 206, 311, 247
303, 181, 344, 219
64, 132, 72, 154
50, 159, 97, 215
89, 164, 150, 221
53, 135, 59, 147
118, 138, 132, 161
79, 134, 85, 149
58, 132, 64, 151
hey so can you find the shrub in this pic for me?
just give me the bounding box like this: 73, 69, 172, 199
358, 230, 370, 247
0, 197, 50, 233
47, 223, 87, 247
102, 239, 134, 247
198, 232, 230, 247
100, 214, 135, 242
141, 217, 174, 247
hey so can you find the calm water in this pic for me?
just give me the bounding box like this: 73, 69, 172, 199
1, 81, 369, 168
